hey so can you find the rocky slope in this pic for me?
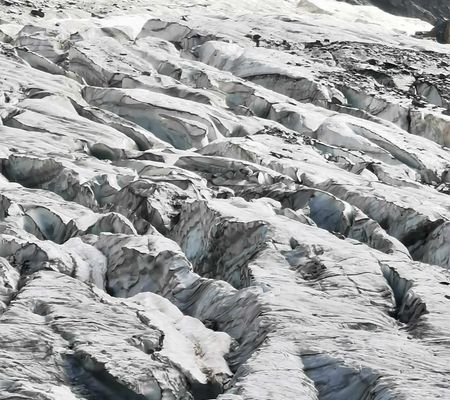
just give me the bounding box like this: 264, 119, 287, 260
0, 0, 450, 399
339, 0, 450, 24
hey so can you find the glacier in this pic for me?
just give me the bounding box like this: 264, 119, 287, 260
0, 0, 450, 399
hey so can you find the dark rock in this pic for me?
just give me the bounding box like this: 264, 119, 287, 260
416, 20, 450, 44
30, 9, 45, 18
435, 20, 450, 44
252, 34, 261, 47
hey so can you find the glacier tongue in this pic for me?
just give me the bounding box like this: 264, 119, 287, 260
1, 0, 450, 399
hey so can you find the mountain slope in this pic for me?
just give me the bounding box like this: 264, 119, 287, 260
338, 0, 450, 23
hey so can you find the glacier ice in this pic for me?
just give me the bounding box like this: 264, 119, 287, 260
0, 0, 450, 399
